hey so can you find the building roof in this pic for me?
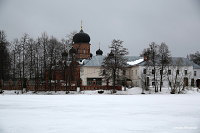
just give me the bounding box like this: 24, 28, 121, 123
82, 56, 141, 67
192, 62, 200, 69
138, 57, 200, 69
96, 48, 103, 56
127, 58, 144, 66
83, 56, 104, 67
73, 29, 90, 44
82, 56, 200, 69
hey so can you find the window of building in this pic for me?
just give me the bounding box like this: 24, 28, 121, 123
135, 70, 137, 75
169, 81, 171, 87
185, 70, 187, 75
194, 71, 197, 76
160, 82, 163, 86
143, 69, 146, 74
160, 70, 163, 75
87, 78, 102, 86
176, 70, 179, 75
146, 77, 149, 86
135, 81, 138, 86
191, 79, 194, 87
168, 70, 171, 75
83, 48, 86, 54
152, 82, 155, 86
184, 77, 188, 86
152, 69, 155, 74
103, 70, 106, 75
123, 70, 126, 75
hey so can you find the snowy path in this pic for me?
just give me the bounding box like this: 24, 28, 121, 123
0, 95, 200, 133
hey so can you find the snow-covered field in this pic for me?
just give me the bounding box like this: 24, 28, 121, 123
0, 94, 200, 133
2, 87, 200, 95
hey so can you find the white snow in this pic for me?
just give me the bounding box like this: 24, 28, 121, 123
127, 58, 144, 66
0, 94, 200, 133
2, 87, 199, 95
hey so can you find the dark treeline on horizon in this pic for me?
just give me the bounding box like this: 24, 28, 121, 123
0, 30, 200, 93
0, 30, 78, 92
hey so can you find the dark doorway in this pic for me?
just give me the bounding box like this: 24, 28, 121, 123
196, 79, 200, 88
191, 79, 194, 87
184, 77, 188, 86
87, 78, 102, 86
146, 77, 149, 86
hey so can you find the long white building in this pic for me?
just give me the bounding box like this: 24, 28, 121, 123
80, 53, 200, 88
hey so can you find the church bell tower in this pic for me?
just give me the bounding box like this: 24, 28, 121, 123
72, 22, 91, 59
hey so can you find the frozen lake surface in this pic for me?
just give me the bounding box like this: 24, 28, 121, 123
0, 95, 200, 133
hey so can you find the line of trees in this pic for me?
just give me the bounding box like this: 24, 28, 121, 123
0, 30, 76, 93
188, 51, 200, 66
0, 31, 10, 93
0, 30, 199, 94
101, 39, 128, 93
141, 42, 198, 94
141, 42, 171, 93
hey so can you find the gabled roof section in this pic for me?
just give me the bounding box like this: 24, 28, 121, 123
82, 56, 200, 69
192, 62, 200, 69
138, 57, 200, 68
127, 58, 144, 66
83, 56, 105, 67
82, 56, 141, 67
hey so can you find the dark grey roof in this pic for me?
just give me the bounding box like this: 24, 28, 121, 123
171, 57, 193, 66
139, 57, 200, 69
82, 56, 200, 69
83, 56, 140, 67
83, 56, 104, 66
193, 62, 200, 69
126, 56, 141, 62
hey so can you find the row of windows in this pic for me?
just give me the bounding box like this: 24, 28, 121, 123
150, 79, 195, 87
76, 49, 89, 54
122, 69, 196, 77
143, 69, 196, 76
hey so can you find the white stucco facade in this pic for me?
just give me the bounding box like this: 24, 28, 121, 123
80, 56, 200, 88
126, 65, 197, 88
80, 66, 104, 85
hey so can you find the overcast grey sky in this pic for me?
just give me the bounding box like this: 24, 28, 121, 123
0, 0, 200, 57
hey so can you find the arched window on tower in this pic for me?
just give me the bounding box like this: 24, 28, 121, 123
83, 48, 86, 54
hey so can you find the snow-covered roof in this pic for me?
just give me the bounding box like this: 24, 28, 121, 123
127, 58, 144, 66
82, 56, 141, 67
139, 57, 200, 68
82, 56, 200, 69
192, 62, 200, 69
83, 56, 104, 67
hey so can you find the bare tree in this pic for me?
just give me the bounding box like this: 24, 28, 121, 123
189, 51, 200, 65
38, 32, 49, 80
101, 39, 128, 93
141, 42, 159, 92
20, 34, 29, 92
10, 40, 17, 81
26, 38, 35, 80
46, 37, 64, 91
0, 30, 10, 93
167, 58, 192, 94
158, 43, 171, 92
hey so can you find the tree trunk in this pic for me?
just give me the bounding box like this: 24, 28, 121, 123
160, 65, 164, 92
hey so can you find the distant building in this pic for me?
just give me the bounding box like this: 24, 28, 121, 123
46, 25, 200, 88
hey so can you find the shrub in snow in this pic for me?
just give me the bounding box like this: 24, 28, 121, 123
0, 90, 4, 94
98, 90, 104, 94
112, 90, 117, 94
